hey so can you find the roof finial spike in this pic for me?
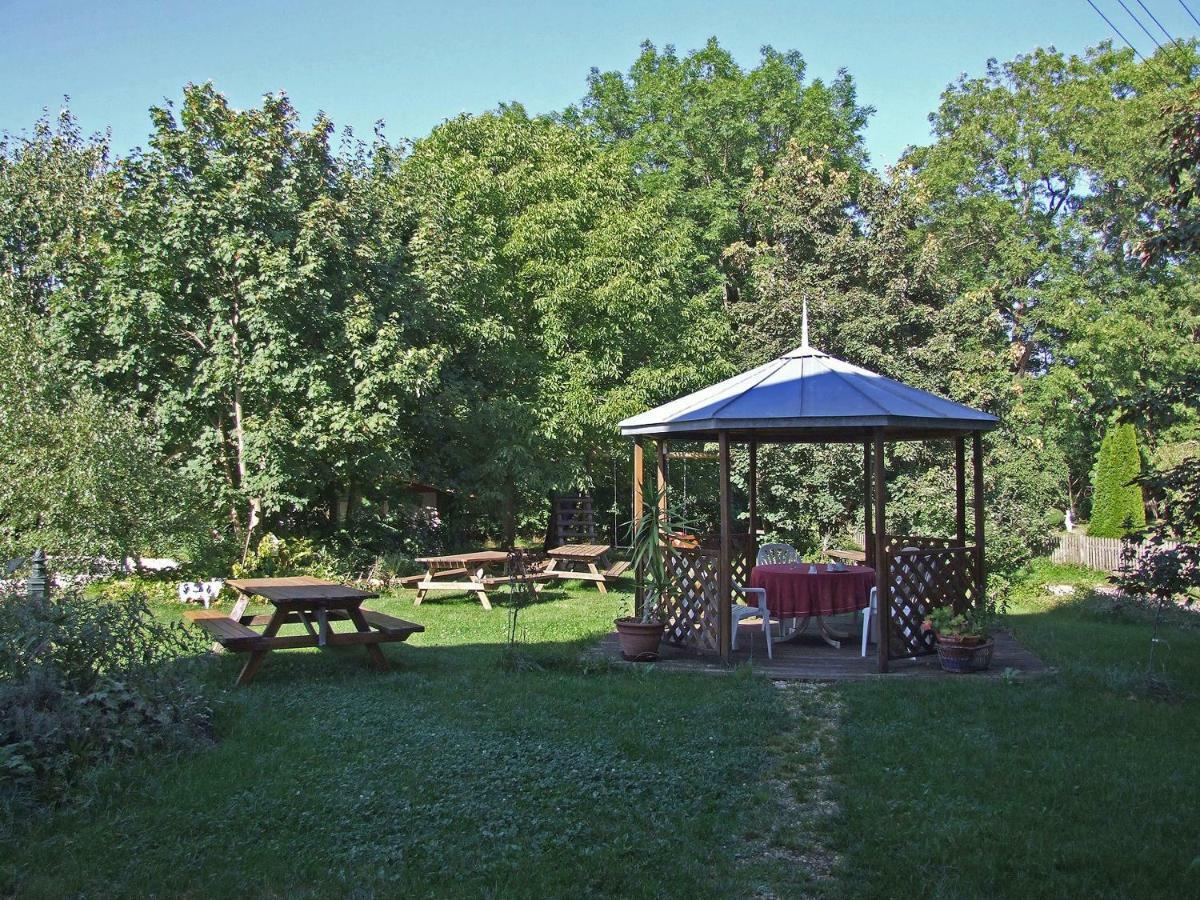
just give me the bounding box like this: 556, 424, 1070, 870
801, 295, 810, 349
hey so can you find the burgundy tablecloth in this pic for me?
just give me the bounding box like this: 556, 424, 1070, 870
749, 564, 875, 617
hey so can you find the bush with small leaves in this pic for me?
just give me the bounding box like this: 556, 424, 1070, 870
0, 586, 213, 820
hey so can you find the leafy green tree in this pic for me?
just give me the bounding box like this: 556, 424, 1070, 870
1089, 421, 1146, 537
566, 38, 871, 307
0, 108, 114, 368
75, 85, 438, 555
401, 105, 727, 541
0, 299, 207, 563
910, 41, 1200, 527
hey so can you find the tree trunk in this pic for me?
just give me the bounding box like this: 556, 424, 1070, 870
502, 472, 517, 548
229, 288, 260, 563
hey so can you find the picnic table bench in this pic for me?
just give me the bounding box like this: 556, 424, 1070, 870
184, 577, 423, 686
411, 551, 555, 610
544, 543, 630, 593
825, 548, 867, 564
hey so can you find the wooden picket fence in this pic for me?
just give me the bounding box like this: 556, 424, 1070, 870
1051, 533, 1177, 573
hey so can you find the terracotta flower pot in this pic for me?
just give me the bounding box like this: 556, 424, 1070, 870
615, 617, 665, 662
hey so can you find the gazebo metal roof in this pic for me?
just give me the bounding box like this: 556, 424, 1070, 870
618, 344, 998, 442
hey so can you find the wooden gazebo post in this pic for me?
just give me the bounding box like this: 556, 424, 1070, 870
633, 437, 645, 616
973, 431, 986, 608
955, 436, 967, 546
862, 441, 873, 568
872, 430, 889, 674
748, 440, 759, 561
718, 431, 733, 663
657, 439, 669, 524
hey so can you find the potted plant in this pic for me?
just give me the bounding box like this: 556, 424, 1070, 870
616, 480, 691, 661
922, 606, 995, 673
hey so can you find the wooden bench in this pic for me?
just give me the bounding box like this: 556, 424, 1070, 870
359, 609, 425, 639
826, 549, 867, 564
397, 567, 467, 588
185, 609, 264, 651
603, 560, 631, 581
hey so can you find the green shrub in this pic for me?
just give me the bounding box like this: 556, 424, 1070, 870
1089, 422, 1146, 538
0, 586, 213, 819
232, 533, 333, 580
86, 574, 181, 607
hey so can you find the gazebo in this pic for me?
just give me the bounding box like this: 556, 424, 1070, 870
617, 336, 999, 673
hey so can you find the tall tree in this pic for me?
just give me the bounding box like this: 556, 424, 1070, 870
566, 38, 872, 308
401, 105, 727, 541
0, 108, 114, 360
910, 42, 1200, 521
1088, 421, 1146, 537
77, 85, 438, 554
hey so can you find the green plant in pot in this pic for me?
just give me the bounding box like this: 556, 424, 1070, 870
922, 606, 989, 646
922, 605, 995, 673
616, 479, 692, 661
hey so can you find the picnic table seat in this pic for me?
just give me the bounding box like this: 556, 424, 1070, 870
603, 560, 631, 581
184, 609, 261, 650
480, 572, 557, 588
397, 567, 468, 588
359, 609, 425, 638
185, 607, 425, 652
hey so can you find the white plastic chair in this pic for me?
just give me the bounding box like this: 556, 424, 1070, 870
860, 587, 877, 656
730, 582, 774, 658
756, 542, 800, 566
727, 542, 801, 659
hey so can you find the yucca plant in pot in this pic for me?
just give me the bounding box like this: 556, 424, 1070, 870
616, 479, 691, 661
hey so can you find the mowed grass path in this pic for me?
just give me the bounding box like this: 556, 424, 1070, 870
4, 564, 1200, 897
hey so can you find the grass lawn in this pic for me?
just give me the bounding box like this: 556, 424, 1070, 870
0, 581, 794, 898
3, 562, 1199, 897
830, 561, 1200, 899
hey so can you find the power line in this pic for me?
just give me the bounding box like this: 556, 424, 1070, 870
1087, 0, 1192, 85
1087, 0, 1149, 60
1117, 0, 1167, 51
1137, 0, 1185, 43
1136, 0, 1196, 77
1179, 0, 1200, 30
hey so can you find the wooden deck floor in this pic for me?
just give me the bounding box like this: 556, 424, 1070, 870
589, 615, 1050, 681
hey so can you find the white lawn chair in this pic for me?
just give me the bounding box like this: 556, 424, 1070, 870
729, 543, 802, 659
861, 587, 877, 657
730, 582, 774, 658
756, 542, 800, 565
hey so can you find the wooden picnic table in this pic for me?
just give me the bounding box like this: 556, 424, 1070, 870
412, 551, 553, 610
545, 543, 625, 594
184, 576, 423, 686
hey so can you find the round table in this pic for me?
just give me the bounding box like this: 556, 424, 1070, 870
749, 563, 876, 647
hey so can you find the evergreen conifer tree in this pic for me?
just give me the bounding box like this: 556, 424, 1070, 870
1088, 422, 1146, 537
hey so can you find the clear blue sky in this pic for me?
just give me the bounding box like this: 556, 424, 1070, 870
4, 0, 1198, 167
